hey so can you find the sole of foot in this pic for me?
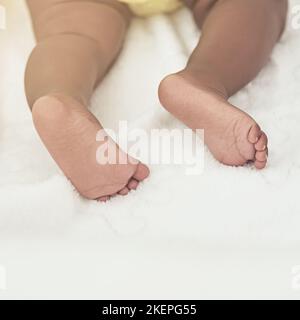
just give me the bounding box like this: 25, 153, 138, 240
159, 73, 268, 169
32, 94, 150, 201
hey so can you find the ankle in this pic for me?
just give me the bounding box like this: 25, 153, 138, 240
179, 67, 229, 100
31, 92, 87, 113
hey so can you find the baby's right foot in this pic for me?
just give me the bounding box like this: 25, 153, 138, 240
32, 95, 149, 201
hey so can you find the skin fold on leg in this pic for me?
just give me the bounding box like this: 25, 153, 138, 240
159, 0, 288, 169
25, 0, 149, 201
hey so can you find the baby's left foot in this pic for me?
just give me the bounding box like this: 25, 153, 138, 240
159, 73, 268, 169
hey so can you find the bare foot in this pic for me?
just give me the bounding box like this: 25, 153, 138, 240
159, 73, 268, 169
32, 95, 149, 201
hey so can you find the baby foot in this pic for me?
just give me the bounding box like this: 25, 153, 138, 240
159, 73, 268, 169
32, 95, 149, 201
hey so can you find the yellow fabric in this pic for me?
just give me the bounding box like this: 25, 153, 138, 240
119, 0, 183, 17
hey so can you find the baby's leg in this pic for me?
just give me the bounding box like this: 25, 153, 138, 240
25, 0, 149, 200
159, 0, 288, 169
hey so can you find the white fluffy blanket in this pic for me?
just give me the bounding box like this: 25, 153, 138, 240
0, 0, 300, 299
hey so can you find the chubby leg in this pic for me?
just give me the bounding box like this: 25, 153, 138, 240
159, 0, 288, 169
25, 0, 149, 200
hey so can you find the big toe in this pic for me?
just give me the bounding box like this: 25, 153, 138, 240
248, 123, 262, 144
133, 163, 150, 181
255, 131, 268, 151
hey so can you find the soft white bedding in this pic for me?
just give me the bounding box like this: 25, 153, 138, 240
0, 0, 300, 299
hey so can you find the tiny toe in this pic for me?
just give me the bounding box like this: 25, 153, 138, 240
118, 187, 130, 196
128, 178, 139, 190
98, 195, 111, 202
255, 150, 268, 162
255, 132, 268, 151
133, 163, 150, 181
248, 123, 261, 144
255, 160, 267, 170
